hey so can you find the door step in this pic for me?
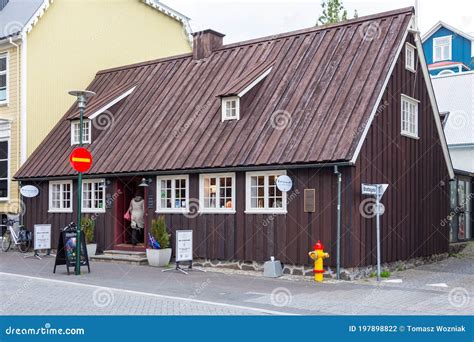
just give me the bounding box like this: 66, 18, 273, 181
91, 250, 148, 265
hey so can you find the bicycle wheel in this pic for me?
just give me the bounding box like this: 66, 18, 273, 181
1, 231, 11, 252
18, 239, 31, 253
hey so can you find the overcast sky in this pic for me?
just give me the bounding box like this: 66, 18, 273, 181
164, 0, 474, 44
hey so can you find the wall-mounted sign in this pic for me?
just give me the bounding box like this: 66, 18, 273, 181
34, 224, 51, 250
276, 175, 293, 192
176, 230, 193, 262
20, 185, 39, 198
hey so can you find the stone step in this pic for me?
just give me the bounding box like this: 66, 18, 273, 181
91, 253, 148, 265
102, 249, 146, 257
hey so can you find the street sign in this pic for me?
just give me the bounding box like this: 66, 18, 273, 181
176, 230, 193, 262
20, 185, 39, 198
276, 175, 293, 192
70, 147, 92, 172
361, 183, 389, 282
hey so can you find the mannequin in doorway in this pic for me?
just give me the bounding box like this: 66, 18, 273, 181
128, 194, 145, 245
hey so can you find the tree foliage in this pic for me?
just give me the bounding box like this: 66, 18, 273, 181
317, 0, 357, 26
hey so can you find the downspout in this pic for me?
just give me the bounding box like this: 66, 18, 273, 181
19, 33, 27, 165
334, 165, 342, 280
8, 38, 20, 175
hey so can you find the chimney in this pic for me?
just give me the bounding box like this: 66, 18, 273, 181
192, 29, 225, 60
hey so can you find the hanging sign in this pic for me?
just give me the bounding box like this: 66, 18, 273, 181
276, 175, 293, 192
70, 147, 93, 173
34, 224, 51, 250
176, 230, 193, 262
20, 185, 39, 198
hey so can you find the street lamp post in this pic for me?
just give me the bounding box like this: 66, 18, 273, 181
68, 90, 95, 276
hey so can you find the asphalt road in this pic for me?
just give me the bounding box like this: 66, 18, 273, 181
0, 246, 473, 315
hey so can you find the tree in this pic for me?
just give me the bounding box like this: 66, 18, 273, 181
316, 0, 357, 26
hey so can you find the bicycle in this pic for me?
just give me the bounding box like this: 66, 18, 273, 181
1, 219, 32, 253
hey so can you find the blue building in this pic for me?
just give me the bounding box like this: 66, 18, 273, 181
422, 21, 474, 76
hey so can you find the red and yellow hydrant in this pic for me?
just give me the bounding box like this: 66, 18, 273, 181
308, 240, 329, 282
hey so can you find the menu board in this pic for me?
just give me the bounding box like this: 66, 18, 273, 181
176, 230, 193, 262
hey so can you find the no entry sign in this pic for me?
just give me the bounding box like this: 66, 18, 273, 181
70, 147, 92, 172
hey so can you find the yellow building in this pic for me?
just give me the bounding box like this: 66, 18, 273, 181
0, 0, 191, 217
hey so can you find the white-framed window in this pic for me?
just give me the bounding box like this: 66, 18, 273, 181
0, 139, 8, 200
405, 43, 416, 73
199, 173, 235, 213
156, 175, 189, 212
433, 36, 452, 62
221, 96, 240, 121
82, 179, 106, 212
48, 180, 73, 212
0, 53, 7, 104
401, 94, 419, 139
245, 171, 287, 213
71, 119, 91, 145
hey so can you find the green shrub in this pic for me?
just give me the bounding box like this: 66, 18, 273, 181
380, 270, 391, 278
82, 216, 95, 244
151, 216, 170, 249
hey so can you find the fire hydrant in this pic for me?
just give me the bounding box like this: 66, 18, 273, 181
308, 240, 329, 282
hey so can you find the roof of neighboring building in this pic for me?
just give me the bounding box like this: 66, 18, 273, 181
0, 0, 191, 41
0, 0, 46, 39
16, 7, 416, 179
432, 71, 474, 145
422, 21, 474, 43
429, 61, 470, 69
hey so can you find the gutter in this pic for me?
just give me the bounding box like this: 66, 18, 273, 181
15, 161, 354, 182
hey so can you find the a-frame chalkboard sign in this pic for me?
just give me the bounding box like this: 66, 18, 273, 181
53, 224, 90, 275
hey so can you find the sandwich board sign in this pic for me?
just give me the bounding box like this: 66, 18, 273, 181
361, 183, 388, 282
163, 230, 204, 275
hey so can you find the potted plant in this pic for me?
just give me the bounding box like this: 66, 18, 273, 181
82, 216, 97, 259
146, 216, 172, 267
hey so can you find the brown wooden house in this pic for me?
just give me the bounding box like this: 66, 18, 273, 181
15, 7, 454, 269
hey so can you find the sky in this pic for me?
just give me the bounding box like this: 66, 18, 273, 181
164, 0, 474, 44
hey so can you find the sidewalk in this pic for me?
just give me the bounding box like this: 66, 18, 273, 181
0, 245, 473, 315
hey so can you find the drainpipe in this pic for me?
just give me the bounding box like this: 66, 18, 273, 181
334, 165, 342, 280
8, 38, 20, 171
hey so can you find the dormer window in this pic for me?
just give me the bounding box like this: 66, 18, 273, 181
433, 36, 452, 62
221, 97, 240, 121
71, 119, 91, 145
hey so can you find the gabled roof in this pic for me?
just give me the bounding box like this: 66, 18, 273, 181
16, 7, 417, 179
422, 21, 474, 43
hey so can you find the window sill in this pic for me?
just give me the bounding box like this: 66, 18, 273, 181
48, 209, 73, 214
155, 209, 189, 214
401, 132, 419, 140
405, 66, 416, 73
0, 101, 8, 107
0, 197, 10, 202
198, 210, 236, 214
245, 210, 287, 215
82, 209, 106, 213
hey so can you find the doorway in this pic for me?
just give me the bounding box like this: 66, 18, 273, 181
114, 177, 147, 251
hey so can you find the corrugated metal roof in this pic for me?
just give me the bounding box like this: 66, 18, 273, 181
432, 71, 474, 145
15, 7, 414, 179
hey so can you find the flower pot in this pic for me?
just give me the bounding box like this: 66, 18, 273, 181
146, 248, 172, 267
86, 243, 97, 260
